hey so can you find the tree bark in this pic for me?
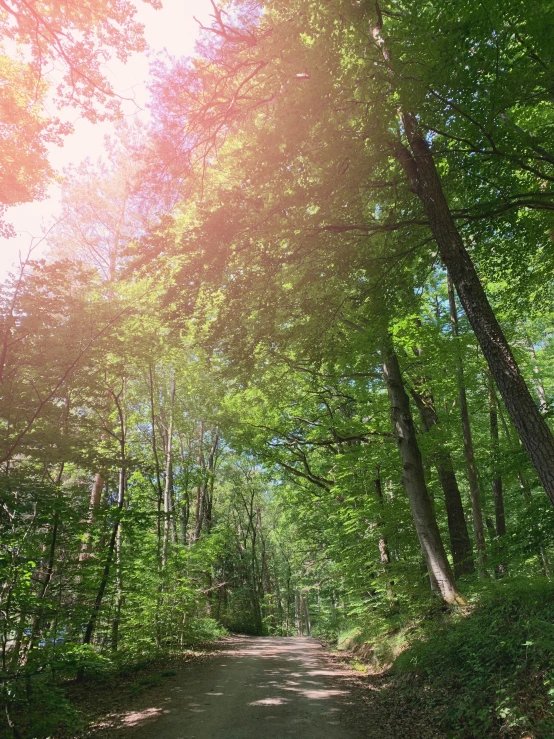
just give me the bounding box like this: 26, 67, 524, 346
25, 507, 60, 660
374, 464, 391, 566
396, 115, 554, 507
162, 375, 176, 567
488, 376, 506, 539
382, 341, 463, 604
177, 432, 191, 544
301, 594, 311, 636
204, 427, 219, 533
80, 466, 125, 672
294, 592, 302, 634
192, 421, 205, 542
193, 425, 219, 542
79, 472, 104, 562
111, 522, 124, 651
409, 384, 475, 578
494, 387, 551, 577
147, 364, 164, 561
528, 340, 548, 414
79, 384, 126, 678
447, 273, 488, 576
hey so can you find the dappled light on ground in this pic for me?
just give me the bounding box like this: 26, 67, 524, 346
96, 707, 168, 730
91, 637, 365, 738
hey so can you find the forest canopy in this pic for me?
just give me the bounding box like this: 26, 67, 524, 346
1, 1, 554, 737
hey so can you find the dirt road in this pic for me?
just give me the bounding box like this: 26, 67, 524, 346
96, 636, 367, 738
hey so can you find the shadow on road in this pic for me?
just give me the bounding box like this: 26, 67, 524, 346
92, 636, 366, 738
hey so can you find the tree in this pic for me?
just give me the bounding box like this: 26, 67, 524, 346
5, 2, 554, 734
0, 0, 159, 120
147, 0, 554, 508
49, 122, 169, 282
0, 54, 67, 227
0, 0, 159, 231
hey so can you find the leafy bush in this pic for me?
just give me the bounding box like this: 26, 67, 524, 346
49, 644, 113, 679
185, 617, 228, 643
337, 626, 363, 651
1, 679, 84, 739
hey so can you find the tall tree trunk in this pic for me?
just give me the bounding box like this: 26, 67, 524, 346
8, 612, 26, 673
396, 114, 554, 507
25, 511, 60, 661
23, 463, 65, 664
409, 384, 475, 577
374, 464, 391, 566
111, 523, 124, 651
488, 376, 506, 539
382, 341, 463, 604
204, 427, 219, 534
147, 364, 164, 562
79, 472, 105, 562
447, 273, 488, 576
192, 421, 205, 542
177, 432, 191, 544
294, 592, 302, 635
79, 385, 126, 679
162, 375, 176, 567
436, 460, 475, 578
193, 426, 219, 542
301, 594, 311, 636
257, 507, 272, 595
181, 484, 190, 544
528, 340, 548, 413
79, 465, 125, 676
494, 388, 551, 578
148, 364, 165, 646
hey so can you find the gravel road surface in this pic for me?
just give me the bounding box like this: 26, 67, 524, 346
109, 636, 366, 738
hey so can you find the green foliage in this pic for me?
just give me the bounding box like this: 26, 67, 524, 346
0, 679, 84, 739
5, 0, 554, 734
184, 618, 228, 644
394, 580, 554, 737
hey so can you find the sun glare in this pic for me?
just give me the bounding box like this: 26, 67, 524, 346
0, 0, 213, 278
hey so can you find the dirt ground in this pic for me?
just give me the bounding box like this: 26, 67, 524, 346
82, 636, 443, 739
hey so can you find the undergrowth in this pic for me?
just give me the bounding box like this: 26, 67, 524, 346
0, 618, 226, 739
341, 579, 554, 738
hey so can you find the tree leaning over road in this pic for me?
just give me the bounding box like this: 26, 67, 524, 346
148, 0, 554, 508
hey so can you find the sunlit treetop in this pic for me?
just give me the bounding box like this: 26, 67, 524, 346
0, 0, 161, 120
0, 0, 160, 215
0, 53, 69, 233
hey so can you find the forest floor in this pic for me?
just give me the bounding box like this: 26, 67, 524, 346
71, 636, 444, 738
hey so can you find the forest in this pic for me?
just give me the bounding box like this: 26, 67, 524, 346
1, 0, 554, 737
